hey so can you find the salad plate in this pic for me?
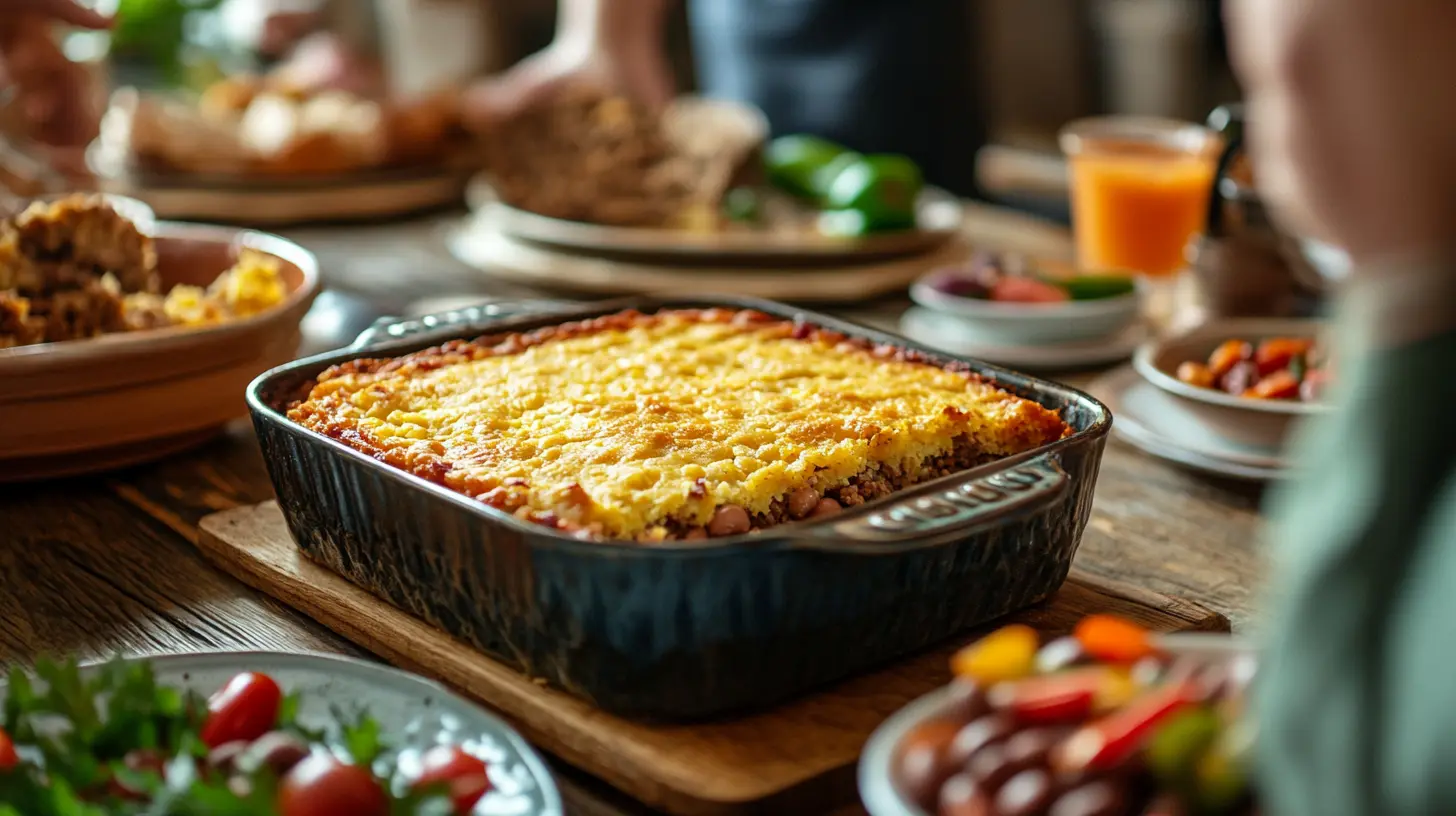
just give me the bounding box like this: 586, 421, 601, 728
0, 651, 563, 815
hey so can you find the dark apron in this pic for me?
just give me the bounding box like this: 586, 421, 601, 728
688, 0, 986, 199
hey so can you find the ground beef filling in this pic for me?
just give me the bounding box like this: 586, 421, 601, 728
665, 437, 1001, 540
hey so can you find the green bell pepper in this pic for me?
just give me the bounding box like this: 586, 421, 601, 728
764, 135, 852, 199
822, 154, 923, 232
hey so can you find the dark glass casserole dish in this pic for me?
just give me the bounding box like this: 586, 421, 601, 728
246, 296, 1112, 720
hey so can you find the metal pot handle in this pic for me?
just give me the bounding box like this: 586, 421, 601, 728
783, 452, 1070, 554
348, 298, 580, 351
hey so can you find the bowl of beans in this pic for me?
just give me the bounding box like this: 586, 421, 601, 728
1131, 318, 1329, 449
859, 617, 1258, 816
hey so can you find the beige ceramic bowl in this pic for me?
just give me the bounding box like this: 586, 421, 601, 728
1132, 318, 1328, 450
0, 222, 320, 480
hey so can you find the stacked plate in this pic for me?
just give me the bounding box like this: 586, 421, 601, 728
451, 178, 969, 303
1088, 318, 1327, 480
899, 264, 1149, 370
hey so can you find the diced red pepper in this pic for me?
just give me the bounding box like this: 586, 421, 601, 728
1074, 615, 1156, 663
992, 670, 1100, 724
1244, 370, 1301, 400
1207, 340, 1253, 378
1054, 682, 1198, 773
1254, 338, 1313, 376
992, 667, 1140, 726
0, 727, 17, 771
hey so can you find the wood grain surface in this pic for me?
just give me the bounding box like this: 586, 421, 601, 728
194, 500, 1226, 815
0, 206, 1272, 815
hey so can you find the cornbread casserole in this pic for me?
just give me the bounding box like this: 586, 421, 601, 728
0, 195, 289, 348
287, 309, 1071, 542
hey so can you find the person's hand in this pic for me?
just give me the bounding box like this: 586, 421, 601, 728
460, 17, 673, 131
271, 32, 385, 98
0, 0, 113, 149
258, 9, 322, 58
1225, 0, 1456, 263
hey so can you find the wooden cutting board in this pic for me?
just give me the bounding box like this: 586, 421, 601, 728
197, 501, 1229, 816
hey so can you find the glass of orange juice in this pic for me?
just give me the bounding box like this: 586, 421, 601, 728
1060, 117, 1222, 278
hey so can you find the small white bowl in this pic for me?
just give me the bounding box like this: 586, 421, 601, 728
1132, 318, 1328, 449
910, 272, 1142, 345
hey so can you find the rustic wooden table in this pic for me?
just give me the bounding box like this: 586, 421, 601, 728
0, 208, 1268, 814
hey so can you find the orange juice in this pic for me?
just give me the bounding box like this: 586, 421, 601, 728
1062, 119, 1220, 277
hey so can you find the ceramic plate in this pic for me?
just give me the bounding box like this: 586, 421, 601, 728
448, 217, 969, 302
1089, 365, 1289, 480
469, 177, 964, 262
0, 651, 563, 815
96, 168, 470, 226
899, 307, 1148, 370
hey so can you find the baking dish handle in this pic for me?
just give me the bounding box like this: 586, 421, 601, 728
348, 299, 580, 351
785, 452, 1070, 554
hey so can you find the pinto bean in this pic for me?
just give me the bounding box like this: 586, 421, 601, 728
788, 487, 820, 519
707, 505, 751, 536
809, 498, 842, 518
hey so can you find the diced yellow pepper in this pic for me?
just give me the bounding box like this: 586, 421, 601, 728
951, 624, 1038, 684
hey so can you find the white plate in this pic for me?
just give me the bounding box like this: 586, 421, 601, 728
899, 307, 1148, 370
1088, 365, 1290, 481
0, 651, 563, 815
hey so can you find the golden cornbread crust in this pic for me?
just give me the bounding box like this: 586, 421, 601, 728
287, 309, 1071, 542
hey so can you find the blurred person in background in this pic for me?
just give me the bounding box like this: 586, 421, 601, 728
1226, 0, 1456, 814
466, 0, 984, 197
0, 0, 112, 173
262, 0, 987, 198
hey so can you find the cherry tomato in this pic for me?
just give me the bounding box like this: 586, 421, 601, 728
201, 672, 283, 748
990, 277, 1070, 304
279, 754, 388, 816
413, 745, 493, 813
0, 727, 18, 771
1206, 340, 1253, 378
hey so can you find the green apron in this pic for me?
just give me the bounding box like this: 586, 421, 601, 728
1259, 261, 1456, 815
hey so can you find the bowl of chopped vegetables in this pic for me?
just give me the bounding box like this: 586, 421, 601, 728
0, 651, 562, 816
859, 616, 1258, 816
1133, 318, 1329, 448
910, 253, 1143, 345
